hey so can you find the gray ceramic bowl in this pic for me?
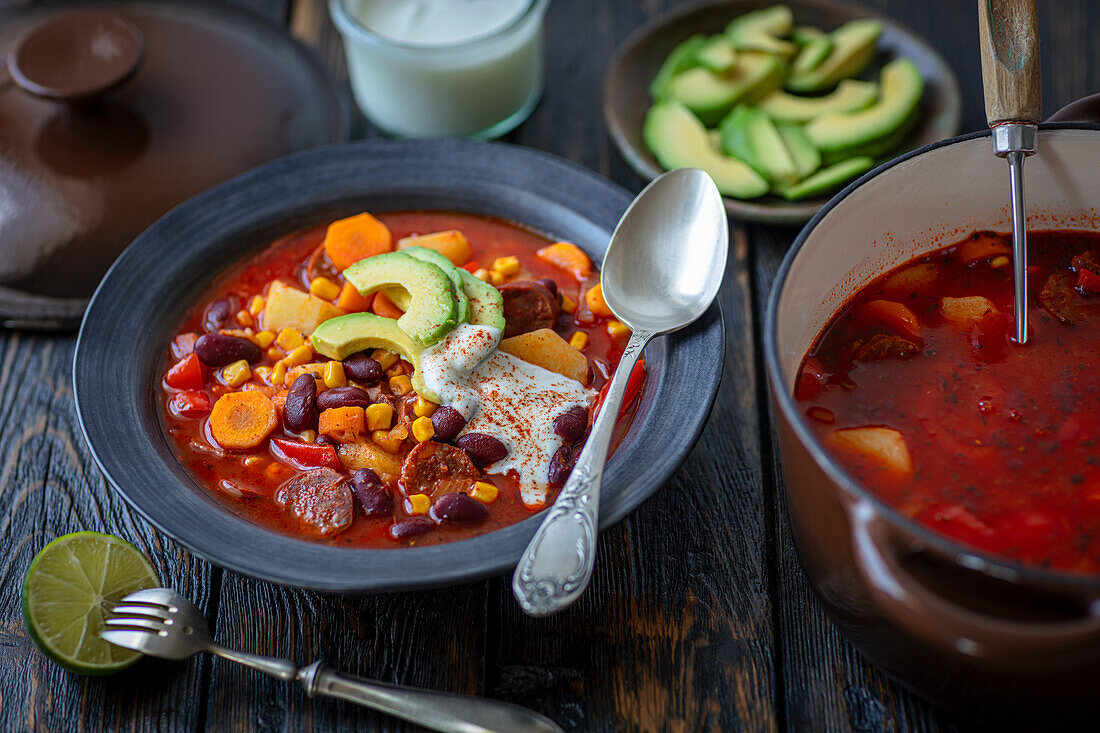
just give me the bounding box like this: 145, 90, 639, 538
603, 0, 962, 225
74, 139, 724, 592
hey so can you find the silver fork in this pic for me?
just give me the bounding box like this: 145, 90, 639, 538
102, 588, 562, 733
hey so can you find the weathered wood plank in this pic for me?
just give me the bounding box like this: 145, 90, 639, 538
0, 334, 214, 732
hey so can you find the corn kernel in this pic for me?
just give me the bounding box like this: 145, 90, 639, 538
385, 361, 410, 378
267, 346, 281, 360
406, 493, 431, 515
286, 344, 314, 367
372, 429, 403, 453
236, 309, 254, 328
492, 255, 521, 276
490, 270, 506, 286
470, 481, 499, 504
270, 361, 287, 386
248, 295, 265, 317
413, 397, 437, 417
607, 320, 631, 339
569, 332, 589, 351
300, 429, 317, 443
254, 330, 276, 348
222, 359, 252, 387
243, 455, 264, 468
389, 424, 409, 441
411, 416, 435, 442
473, 268, 491, 282
254, 366, 272, 382
371, 349, 399, 370
990, 255, 1010, 269
309, 276, 341, 301
560, 294, 577, 314
276, 328, 305, 351
366, 402, 394, 431
389, 374, 413, 396
323, 361, 347, 389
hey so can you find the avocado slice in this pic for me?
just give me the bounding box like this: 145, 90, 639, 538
695, 35, 737, 73
777, 156, 874, 201
758, 79, 878, 123
644, 101, 768, 199
386, 246, 470, 324
776, 122, 821, 180
459, 270, 505, 332
786, 19, 882, 93
805, 59, 923, 160
311, 312, 438, 402
658, 51, 785, 125
791, 25, 826, 45
725, 5, 797, 56
791, 35, 834, 76
343, 252, 458, 347
719, 105, 800, 186
649, 34, 706, 97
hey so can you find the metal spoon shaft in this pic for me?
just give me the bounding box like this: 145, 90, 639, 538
1007, 151, 1028, 344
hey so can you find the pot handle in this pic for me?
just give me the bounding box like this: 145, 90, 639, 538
849, 501, 1100, 666
1045, 93, 1100, 124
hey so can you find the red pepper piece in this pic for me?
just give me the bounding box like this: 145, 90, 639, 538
168, 390, 211, 418
164, 353, 206, 391
1076, 267, 1100, 295
270, 437, 343, 471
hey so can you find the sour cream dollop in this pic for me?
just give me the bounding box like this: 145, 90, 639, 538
419, 324, 594, 506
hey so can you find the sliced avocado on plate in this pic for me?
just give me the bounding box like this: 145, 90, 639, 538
725, 5, 797, 56
644, 101, 769, 199
658, 50, 785, 125
758, 79, 878, 123
791, 25, 826, 44
719, 105, 800, 186
785, 19, 881, 93
459, 270, 505, 332
650, 34, 707, 97
777, 156, 874, 201
776, 122, 821, 180
386, 246, 470, 324
342, 251, 458, 347
791, 35, 834, 76
695, 35, 738, 73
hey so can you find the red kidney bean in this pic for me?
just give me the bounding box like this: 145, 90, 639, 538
455, 433, 507, 465
548, 445, 575, 486
315, 386, 372, 411
194, 333, 261, 366
553, 406, 588, 443
284, 374, 317, 432
352, 469, 393, 518
343, 352, 383, 385
537, 277, 558, 297
202, 298, 235, 333
431, 492, 488, 523
389, 516, 434, 540
430, 406, 466, 442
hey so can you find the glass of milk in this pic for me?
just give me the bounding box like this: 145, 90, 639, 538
330, 0, 550, 138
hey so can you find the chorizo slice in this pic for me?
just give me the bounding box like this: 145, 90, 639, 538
275, 467, 353, 536
399, 441, 479, 498
500, 280, 560, 338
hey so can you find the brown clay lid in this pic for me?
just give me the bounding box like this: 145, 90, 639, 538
0, 1, 348, 327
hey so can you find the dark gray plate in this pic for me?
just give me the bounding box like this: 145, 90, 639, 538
74, 139, 724, 593
603, 0, 962, 225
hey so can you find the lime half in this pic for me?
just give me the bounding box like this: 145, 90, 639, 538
22, 532, 161, 675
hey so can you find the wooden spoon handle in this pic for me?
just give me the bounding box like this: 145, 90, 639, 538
977, 0, 1041, 125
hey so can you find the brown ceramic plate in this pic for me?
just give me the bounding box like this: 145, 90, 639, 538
603, 0, 962, 225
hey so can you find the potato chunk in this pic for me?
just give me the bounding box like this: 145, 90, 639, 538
396, 230, 472, 266
830, 426, 912, 476
337, 441, 402, 480
263, 281, 346, 335
499, 328, 589, 384
883, 264, 938, 297
940, 296, 998, 330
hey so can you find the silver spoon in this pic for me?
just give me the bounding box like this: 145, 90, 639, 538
103, 587, 563, 733
512, 168, 728, 617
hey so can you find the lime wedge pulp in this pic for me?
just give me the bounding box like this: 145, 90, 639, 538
22, 532, 161, 675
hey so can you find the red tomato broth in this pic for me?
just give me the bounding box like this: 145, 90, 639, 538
160, 211, 644, 548
795, 230, 1100, 574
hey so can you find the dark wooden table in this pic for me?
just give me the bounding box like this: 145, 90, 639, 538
2, 0, 1096, 730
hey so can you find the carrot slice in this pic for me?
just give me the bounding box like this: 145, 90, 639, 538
323, 212, 393, 271
537, 242, 592, 279
372, 290, 404, 319
958, 232, 1010, 265
336, 281, 375, 312
319, 406, 367, 443
209, 391, 278, 450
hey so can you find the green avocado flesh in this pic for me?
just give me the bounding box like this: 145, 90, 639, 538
649, 34, 706, 97
385, 246, 469, 324
777, 156, 873, 201
459, 270, 506, 332
645, 101, 768, 199
791, 35, 834, 76
720, 105, 799, 186
311, 312, 437, 401
695, 36, 737, 73
725, 5, 796, 56
776, 122, 821, 179
657, 51, 784, 125
758, 79, 878, 123
805, 58, 924, 158
343, 251, 458, 346
785, 19, 881, 93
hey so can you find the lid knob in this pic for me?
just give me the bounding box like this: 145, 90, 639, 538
8, 11, 144, 103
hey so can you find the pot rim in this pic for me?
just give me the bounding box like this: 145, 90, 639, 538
764, 121, 1100, 591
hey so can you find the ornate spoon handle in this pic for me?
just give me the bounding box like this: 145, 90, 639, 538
512, 328, 653, 617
